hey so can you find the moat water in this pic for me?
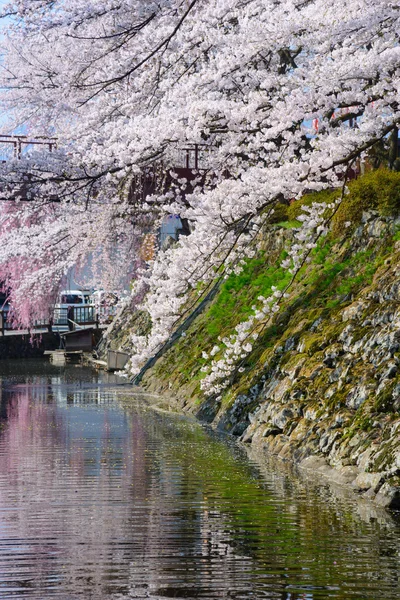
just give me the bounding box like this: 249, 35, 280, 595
0, 360, 399, 599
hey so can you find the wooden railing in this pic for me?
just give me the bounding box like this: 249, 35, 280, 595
53, 306, 98, 328
0, 306, 99, 336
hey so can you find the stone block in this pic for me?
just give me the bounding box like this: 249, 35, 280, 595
352, 472, 383, 493
374, 482, 400, 510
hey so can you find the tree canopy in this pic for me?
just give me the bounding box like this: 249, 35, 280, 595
0, 0, 399, 385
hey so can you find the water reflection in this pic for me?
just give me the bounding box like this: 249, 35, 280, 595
0, 360, 399, 599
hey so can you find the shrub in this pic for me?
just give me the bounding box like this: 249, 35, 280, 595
332, 169, 400, 236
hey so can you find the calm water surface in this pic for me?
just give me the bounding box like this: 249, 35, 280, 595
0, 360, 399, 600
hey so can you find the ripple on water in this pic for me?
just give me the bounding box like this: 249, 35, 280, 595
0, 360, 399, 599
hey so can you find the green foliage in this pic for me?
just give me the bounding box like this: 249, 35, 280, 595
325, 263, 377, 308
332, 169, 400, 235
302, 244, 378, 309
287, 189, 339, 221
393, 227, 400, 242
276, 171, 400, 240
206, 254, 291, 336
311, 241, 334, 265
275, 220, 301, 229
151, 252, 293, 390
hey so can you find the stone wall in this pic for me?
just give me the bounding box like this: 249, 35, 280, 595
107, 212, 400, 509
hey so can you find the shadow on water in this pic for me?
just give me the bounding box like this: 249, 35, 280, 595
0, 359, 399, 599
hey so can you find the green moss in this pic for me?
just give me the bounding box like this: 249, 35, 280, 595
280, 352, 307, 369
374, 384, 396, 413
342, 413, 373, 440
302, 245, 385, 310
372, 445, 395, 472
323, 386, 349, 411
272, 171, 400, 244
301, 332, 325, 355
356, 415, 374, 432
350, 326, 372, 344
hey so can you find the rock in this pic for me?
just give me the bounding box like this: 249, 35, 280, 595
282, 356, 307, 380
265, 434, 290, 456
241, 428, 254, 444
347, 432, 363, 449
284, 336, 296, 352
356, 447, 374, 471
325, 385, 337, 399
310, 317, 323, 332
323, 343, 344, 368
319, 431, 340, 454
334, 414, 344, 427
342, 301, 367, 322
304, 407, 320, 421
309, 365, 324, 380
269, 377, 292, 402
231, 421, 249, 436
262, 376, 281, 399
339, 325, 354, 351
299, 455, 329, 471
262, 424, 282, 437
288, 420, 310, 443
362, 487, 378, 500
296, 340, 305, 353
278, 441, 295, 460
379, 362, 397, 381
248, 410, 257, 424
330, 465, 359, 485
394, 449, 400, 470
366, 219, 387, 238
345, 384, 375, 410
138, 213, 400, 512
272, 407, 295, 430
352, 472, 383, 493
374, 482, 400, 510
361, 210, 378, 224
329, 367, 342, 383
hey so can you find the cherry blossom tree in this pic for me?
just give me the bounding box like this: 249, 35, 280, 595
0, 0, 399, 387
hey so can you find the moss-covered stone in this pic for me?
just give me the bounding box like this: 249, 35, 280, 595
114, 187, 400, 507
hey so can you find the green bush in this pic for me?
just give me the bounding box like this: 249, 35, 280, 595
332, 169, 400, 235
373, 169, 400, 215
277, 170, 400, 238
